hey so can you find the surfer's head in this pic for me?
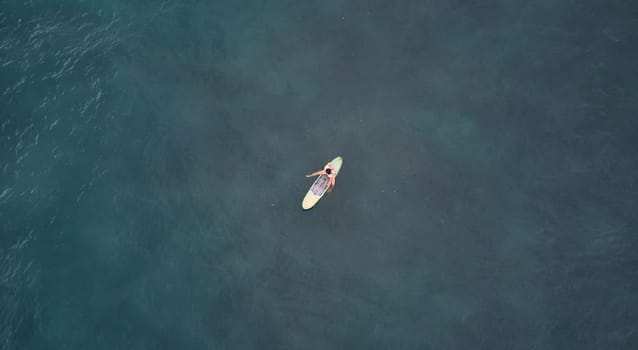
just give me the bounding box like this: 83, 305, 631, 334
325, 168, 332, 174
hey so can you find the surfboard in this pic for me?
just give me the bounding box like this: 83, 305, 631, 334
302, 156, 343, 210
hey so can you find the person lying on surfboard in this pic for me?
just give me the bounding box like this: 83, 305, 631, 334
306, 162, 337, 190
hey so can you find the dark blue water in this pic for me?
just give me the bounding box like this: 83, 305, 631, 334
2, 1, 638, 349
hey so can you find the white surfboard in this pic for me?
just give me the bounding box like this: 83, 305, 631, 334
302, 156, 343, 210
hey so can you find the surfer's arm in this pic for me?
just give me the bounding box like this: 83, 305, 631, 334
305, 170, 325, 177
327, 176, 336, 192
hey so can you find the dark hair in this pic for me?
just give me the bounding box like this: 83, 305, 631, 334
325, 168, 332, 174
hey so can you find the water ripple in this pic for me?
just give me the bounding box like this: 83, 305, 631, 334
0, 232, 38, 350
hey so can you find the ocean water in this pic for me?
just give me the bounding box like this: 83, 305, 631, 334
1, 0, 638, 349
